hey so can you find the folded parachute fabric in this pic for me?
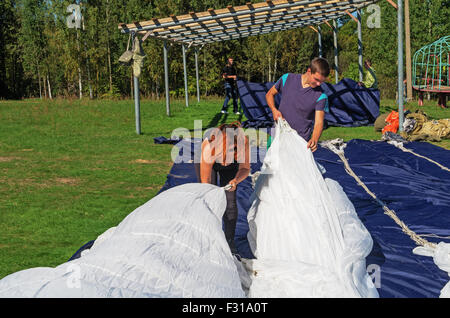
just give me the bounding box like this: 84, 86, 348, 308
377, 110, 450, 142
402, 114, 450, 142
132, 37, 146, 78
119, 36, 145, 78
244, 120, 379, 298
146, 134, 450, 297
0, 183, 245, 298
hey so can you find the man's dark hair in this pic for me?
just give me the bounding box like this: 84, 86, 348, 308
365, 59, 372, 66
310, 57, 330, 77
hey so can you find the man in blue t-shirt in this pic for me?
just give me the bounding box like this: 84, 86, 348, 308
266, 57, 330, 152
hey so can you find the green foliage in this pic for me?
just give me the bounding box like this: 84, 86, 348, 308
100, 84, 122, 99
1, 0, 449, 100
342, 62, 360, 82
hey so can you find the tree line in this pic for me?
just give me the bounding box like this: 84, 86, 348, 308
0, 0, 448, 100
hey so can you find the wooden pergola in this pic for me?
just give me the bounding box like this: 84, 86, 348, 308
118, 0, 406, 135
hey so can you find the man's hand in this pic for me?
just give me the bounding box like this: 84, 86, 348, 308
307, 110, 324, 153
272, 109, 283, 121
307, 138, 319, 152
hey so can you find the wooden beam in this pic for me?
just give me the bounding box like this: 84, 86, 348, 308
154, 9, 347, 42
142, 31, 152, 42
148, 2, 350, 35
345, 10, 359, 23
405, 0, 413, 101
324, 20, 333, 29
119, 0, 347, 31
145, 5, 362, 44
309, 25, 318, 33
386, 0, 398, 10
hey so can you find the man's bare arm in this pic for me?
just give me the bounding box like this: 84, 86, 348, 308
266, 86, 283, 121
307, 110, 325, 152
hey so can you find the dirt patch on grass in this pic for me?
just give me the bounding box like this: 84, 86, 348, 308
55, 178, 79, 185
133, 159, 172, 167
0, 157, 19, 162
0, 177, 52, 189
133, 159, 150, 164
138, 186, 159, 191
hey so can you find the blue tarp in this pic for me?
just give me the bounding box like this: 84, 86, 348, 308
237, 80, 278, 129
157, 139, 450, 298
321, 78, 380, 127
236, 78, 380, 128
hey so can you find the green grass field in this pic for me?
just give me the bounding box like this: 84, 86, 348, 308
0, 97, 449, 279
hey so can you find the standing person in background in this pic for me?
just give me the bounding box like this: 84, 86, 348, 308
221, 57, 240, 115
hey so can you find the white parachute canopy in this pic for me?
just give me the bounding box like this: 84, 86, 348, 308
244, 120, 379, 298
0, 183, 245, 298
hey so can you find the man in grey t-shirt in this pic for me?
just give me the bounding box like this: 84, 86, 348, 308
266, 57, 330, 152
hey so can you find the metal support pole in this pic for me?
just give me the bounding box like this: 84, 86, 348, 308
398, 0, 404, 131
357, 9, 363, 83
318, 25, 322, 58
182, 44, 189, 107
333, 20, 339, 84
405, 0, 413, 101
195, 47, 200, 103
163, 40, 170, 116
132, 32, 141, 135
134, 76, 141, 135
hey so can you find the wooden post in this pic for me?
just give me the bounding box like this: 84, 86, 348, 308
398, 0, 405, 131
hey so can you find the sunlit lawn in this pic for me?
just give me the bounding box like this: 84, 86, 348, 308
0, 96, 448, 279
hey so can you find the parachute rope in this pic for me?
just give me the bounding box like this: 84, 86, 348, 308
320, 139, 437, 249
387, 140, 450, 172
